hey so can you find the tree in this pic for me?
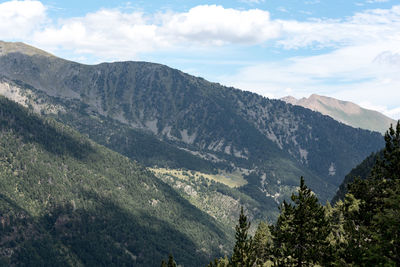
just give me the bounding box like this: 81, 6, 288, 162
340, 121, 400, 265
367, 121, 400, 264
160, 254, 176, 267
167, 254, 177, 267
207, 255, 230, 267
372, 121, 400, 180
231, 206, 255, 267
252, 221, 273, 266
271, 177, 331, 267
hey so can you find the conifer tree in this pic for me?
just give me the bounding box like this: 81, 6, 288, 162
341, 121, 400, 265
271, 177, 331, 267
231, 206, 255, 267
207, 256, 230, 267
367, 121, 400, 264
167, 254, 177, 267
253, 221, 273, 265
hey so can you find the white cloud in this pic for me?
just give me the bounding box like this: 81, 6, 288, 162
29, 5, 281, 61
218, 43, 400, 119
1, 1, 399, 118
276, 6, 400, 49
0, 0, 46, 39
159, 5, 280, 46
33, 9, 163, 60
366, 0, 389, 3
238, 0, 265, 4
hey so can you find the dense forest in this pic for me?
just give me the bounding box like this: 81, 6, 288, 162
171, 122, 400, 266
0, 96, 234, 266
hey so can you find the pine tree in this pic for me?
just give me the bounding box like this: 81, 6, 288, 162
341, 121, 400, 265
207, 256, 230, 267
253, 221, 273, 265
372, 121, 400, 180
271, 177, 331, 267
231, 206, 255, 267
167, 254, 176, 267
367, 121, 400, 264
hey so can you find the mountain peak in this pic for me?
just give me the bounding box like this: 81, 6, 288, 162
281, 94, 396, 133
0, 41, 54, 58
280, 95, 298, 105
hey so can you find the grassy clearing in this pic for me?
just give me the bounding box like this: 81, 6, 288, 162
150, 168, 247, 188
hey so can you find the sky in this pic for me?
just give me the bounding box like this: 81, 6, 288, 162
1, 0, 400, 119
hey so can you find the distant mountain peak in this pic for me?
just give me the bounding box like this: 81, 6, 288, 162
281, 94, 396, 134
0, 40, 54, 58
280, 95, 298, 105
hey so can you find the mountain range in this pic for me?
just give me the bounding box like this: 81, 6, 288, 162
281, 94, 396, 134
0, 41, 386, 265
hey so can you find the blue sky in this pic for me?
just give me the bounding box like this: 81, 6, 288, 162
1, 0, 400, 119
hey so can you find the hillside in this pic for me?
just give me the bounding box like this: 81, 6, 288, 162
0, 96, 234, 266
331, 152, 379, 204
0, 41, 384, 210
281, 94, 396, 134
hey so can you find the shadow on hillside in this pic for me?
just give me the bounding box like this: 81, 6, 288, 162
0, 188, 226, 266
0, 96, 94, 160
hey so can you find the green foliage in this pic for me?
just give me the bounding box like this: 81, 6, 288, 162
271, 177, 331, 266
208, 123, 399, 266
331, 152, 379, 204
0, 96, 230, 266
0, 49, 384, 210
167, 254, 177, 267
207, 255, 230, 267
231, 207, 255, 267
331, 121, 400, 265
160, 254, 177, 267
372, 121, 400, 180
252, 221, 273, 266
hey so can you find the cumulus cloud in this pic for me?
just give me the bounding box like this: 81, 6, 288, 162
8, 2, 400, 61
159, 5, 280, 46
0, 0, 46, 39
33, 9, 163, 60
29, 5, 281, 60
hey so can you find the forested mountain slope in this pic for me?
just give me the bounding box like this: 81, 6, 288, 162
331, 152, 379, 204
0, 96, 233, 266
0, 41, 384, 207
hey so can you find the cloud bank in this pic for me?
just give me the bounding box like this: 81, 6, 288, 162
0, 1, 399, 119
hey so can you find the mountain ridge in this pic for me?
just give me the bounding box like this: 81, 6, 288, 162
0, 40, 55, 58
0, 41, 384, 211
281, 94, 396, 134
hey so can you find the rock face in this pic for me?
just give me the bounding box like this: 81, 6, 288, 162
0, 41, 384, 205
281, 94, 396, 134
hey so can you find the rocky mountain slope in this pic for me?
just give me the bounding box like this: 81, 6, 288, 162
0, 95, 234, 266
281, 94, 396, 134
0, 41, 384, 209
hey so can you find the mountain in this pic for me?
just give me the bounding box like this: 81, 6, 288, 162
331, 152, 379, 204
0, 95, 236, 266
281, 94, 396, 134
0, 41, 384, 215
